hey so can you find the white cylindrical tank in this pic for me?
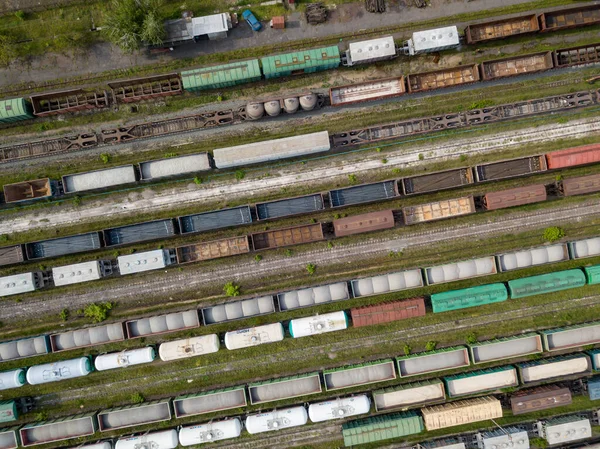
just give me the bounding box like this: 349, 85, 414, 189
283, 97, 299, 113
179, 418, 242, 446
224, 323, 285, 350
308, 395, 371, 422
299, 94, 318, 111
95, 347, 155, 371
0, 368, 26, 390
159, 335, 220, 362
26, 357, 92, 385
288, 311, 348, 338
68, 443, 112, 449
245, 406, 308, 434
264, 100, 281, 116
245, 103, 265, 120
115, 429, 178, 449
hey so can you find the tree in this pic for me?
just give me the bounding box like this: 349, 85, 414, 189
130, 392, 145, 403
104, 0, 165, 53
543, 226, 565, 242
83, 302, 114, 323
223, 282, 240, 297
425, 341, 437, 351
306, 263, 316, 275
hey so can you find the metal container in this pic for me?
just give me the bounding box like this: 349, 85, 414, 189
333, 210, 395, 237
421, 396, 502, 431
350, 297, 426, 327
251, 223, 324, 250
407, 65, 479, 93
539, 5, 600, 31
558, 174, 600, 196
482, 184, 547, 210
546, 143, 600, 169
465, 14, 538, 44
176, 236, 250, 264
402, 167, 474, 194
510, 385, 572, 415
480, 52, 553, 80
329, 77, 405, 106
402, 196, 475, 225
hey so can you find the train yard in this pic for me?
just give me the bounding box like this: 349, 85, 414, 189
2, 4, 600, 449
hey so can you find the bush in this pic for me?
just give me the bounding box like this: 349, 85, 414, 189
543, 226, 565, 242
327, 241, 334, 249
555, 174, 563, 181
164, 152, 178, 158
466, 332, 478, 345
375, 147, 382, 152
418, 153, 424, 161
333, 214, 341, 219
83, 302, 113, 323
306, 263, 316, 275
254, 254, 262, 262
425, 341, 437, 351
193, 176, 203, 185
348, 174, 358, 184
223, 282, 240, 297
34, 412, 48, 421
392, 168, 401, 175
235, 170, 246, 180
100, 153, 111, 164
531, 438, 548, 449
72, 196, 82, 207
59, 309, 69, 322
459, 154, 467, 162
285, 249, 293, 257
14, 10, 26, 20
403, 344, 411, 356
130, 392, 145, 404
0, 234, 8, 243
381, 158, 388, 164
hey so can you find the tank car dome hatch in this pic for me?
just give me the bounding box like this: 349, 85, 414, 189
115, 429, 179, 449
264, 100, 282, 116
308, 395, 371, 422
179, 418, 243, 446
299, 94, 318, 110
245, 406, 308, 434
283, 97, 299, 113
0, 369, 26, 390
246, 102, 265, 120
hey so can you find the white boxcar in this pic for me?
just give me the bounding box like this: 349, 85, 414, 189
52, 261, 107, 286
26, 357, 92, 385
0, 272, 41, 297
213, 131, 330, 169
224, 323, 284, 350
344, 36, 396, 66
159, 335, 220, 361
289, 311, 348, 338
538, 417, 591, 445
245, 406, 308, 434
94, 347, 155, 371
405, 26, 459, 55
115, 430, 178, 449
179, 418, 243, 446
478, 428, 529, 449
118, 249, 172, 275
308, 395, 371, 422
0, 369, 26, 390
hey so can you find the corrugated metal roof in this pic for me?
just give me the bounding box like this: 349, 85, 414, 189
26, 232, 101, 260
342, 411, 423, 446
0, 272, 38, 297
256, 194, 324, 220
0, 98, 33, 123
422, 396, 502, 431
430, 283, 508, 313
179, 206, 252, 234
104, 219, 175, 246
181, 60, 261, 91
52, 261, 102, 286
508, 269, 586, 298
118, 250, 170, 276
330, 181, 397, 207
347, 36, 396, 65
261, 46, 340, 77
408, 26, 459, 54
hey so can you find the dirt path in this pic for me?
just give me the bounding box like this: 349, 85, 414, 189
2, 117, 599, 235
5, 197, 600, 323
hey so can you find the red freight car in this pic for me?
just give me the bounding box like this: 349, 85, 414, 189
558, 174, 600, 197
546, 144, 600, 169
350, 297, 426, 327
482, 184, 547, 211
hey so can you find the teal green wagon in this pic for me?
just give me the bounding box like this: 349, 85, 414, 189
342, 410, 423, 446
430, 283, 508, 313
508, 269, 586, 298
0, 98, 33, 124
584, 265, 600, 285
181, 59, 261, 91
261, 46, 341, 79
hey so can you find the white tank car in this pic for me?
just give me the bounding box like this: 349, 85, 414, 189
68, 443, 112, 449
179, 418, 243, 446
115, 429, 178, 449
94, 347, 155, 371
288, 311, 348, 338
26, 357, 92, 385
245, 406, 308, 434
159, 335, 220, 362
224, 323, 285, 350
0, 368, 26, 390
308, 395, 371, 422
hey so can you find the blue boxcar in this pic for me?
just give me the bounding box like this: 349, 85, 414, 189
588, 377, 600, 400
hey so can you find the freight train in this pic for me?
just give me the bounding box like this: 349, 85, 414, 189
2, 144, 600, 300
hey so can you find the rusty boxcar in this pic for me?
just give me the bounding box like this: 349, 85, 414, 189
480, 52, 553, 81
350, 297, 426, 327
546, 144, 600, 170
464, 14, 539, 44
558, 174, 600, 197
251, 223, 324, 250
407, 65, 479, 93
510, 385, 572, 415
482, 184, 547, 211
333, 210, 395, 237
176, 236, 251, 264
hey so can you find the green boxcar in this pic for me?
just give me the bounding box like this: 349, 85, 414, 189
584, 265, 600, 285
0, 401, 17, 424
430, 283, 508, 313
342, 411, 424, 446
507, 269, 586, 299
261, 46, 340, 79
181, 59, 262, 91
0, 98, 33, 124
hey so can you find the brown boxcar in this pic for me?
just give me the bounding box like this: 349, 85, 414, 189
251, 223, 324, 250
402, 168, 474, 195
539, 5, 600, 32
558, 174, 600, 197
474, 155, 547, 182
0, 245, 25, 267
480, 52, 553, 81
176, 236, 251, 264
554, 43, 600, 68
3, 178, 52, 203
333, 210, 395, 237
464, 14, 539, 44
403, 196, 476, 225
30, 89, 109, 116
482, 184, 547, 211
350, 297, 426, 327
329, 77, 405, 106
510, 385, 572, 415
407, 65, 479, 93
546, 143, 600, 169
108, 74, 182, 103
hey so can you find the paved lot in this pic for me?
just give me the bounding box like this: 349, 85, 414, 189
0, 0, 582, 87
